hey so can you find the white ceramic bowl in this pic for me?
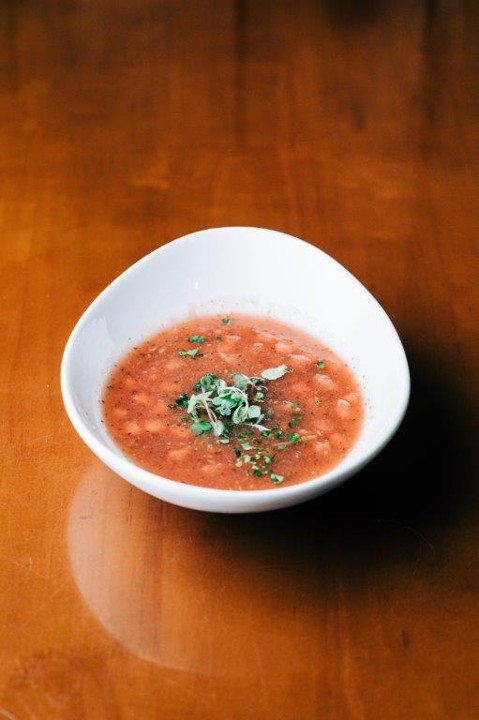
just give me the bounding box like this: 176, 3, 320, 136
61, 227, 410, 513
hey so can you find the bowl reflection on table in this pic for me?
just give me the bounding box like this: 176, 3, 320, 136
60, 227, 410, 513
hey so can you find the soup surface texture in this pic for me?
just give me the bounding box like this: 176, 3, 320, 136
102, 314, 363, 490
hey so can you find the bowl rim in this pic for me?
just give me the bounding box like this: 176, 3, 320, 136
60, 226, 411, 511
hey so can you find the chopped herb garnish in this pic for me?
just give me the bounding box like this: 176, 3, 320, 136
275, 431, 303, 451
316, 360, 325, 369
271, 423, 283, 439
270, 474, 284, 484
221, 316, 232, 326
188, 335, 205, 344
178, 348, 204, 359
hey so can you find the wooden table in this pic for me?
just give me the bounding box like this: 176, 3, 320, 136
1, 1, 478, 718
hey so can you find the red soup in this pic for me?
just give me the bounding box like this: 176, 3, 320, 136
102, 314, 364, 490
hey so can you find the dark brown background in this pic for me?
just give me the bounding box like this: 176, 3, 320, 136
1, 1, 478, 718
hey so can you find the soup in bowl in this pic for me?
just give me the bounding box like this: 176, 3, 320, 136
61, 227, 410, 513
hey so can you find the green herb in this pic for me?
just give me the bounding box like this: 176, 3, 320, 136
188, 335, 205, 344
261, 364, 289, 381
221, 316, 232, 326
170, 393, 188, 408
192, 372, 217, 391
271, 423, 283, 439
182, 372, 268, 438
191, 421, 213, 435
231, 372, 248, 391
178, 348, 204, 359
234, 441, 277, 481
316, 359, 325, 369
275, 431, 302, 451
173, 362, 304, 486
183, 373, 268, 437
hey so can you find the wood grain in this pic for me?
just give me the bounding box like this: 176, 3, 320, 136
0, 1, 478, 718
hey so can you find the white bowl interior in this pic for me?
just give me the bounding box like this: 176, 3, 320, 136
61, 227, 410, 512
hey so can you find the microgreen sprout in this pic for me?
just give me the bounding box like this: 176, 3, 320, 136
169, 363, 298, 484
316, 359, 325, 369
191, 421, 212, 435
183, 372, 267, 438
